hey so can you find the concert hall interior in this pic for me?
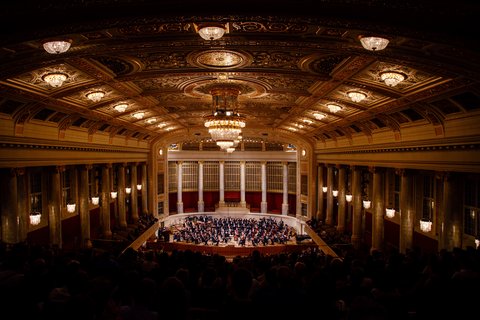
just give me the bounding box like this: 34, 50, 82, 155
0, 1, 479, 319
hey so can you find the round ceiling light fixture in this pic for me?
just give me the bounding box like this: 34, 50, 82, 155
42, 72, 68, 87
359, 36, 389, 51
43, 40, 72, 54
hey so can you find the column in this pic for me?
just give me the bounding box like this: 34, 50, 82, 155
325, 165, 334, 225
177, 161, 183, 214
399, 169, 414, 254
1, 169, 19, 244
198, 161, 204, 212
316, 164, 325, 222
261, 161, 267, 213
351, 166, 362, 249
141, 163, 148, 215
130, 163, 139, 222
371, 167, 385, 252
16, 169, 28, 242
49, 166, 63, 248
110, 165, 119, 225
118, 164, 127, 228
282, 162, 289, 215
79, 165, 91, 248
101, 165, 112, 238
440, 172, 462, 250
240, 161, 246, 208
337, 165, 346, 233
219, 161, 225, 206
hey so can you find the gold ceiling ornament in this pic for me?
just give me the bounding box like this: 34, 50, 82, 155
42, 72, 68, 87
204, 85, 246, 146
359, 36, 389, 51
114, 104, 128, 112
347, 90, 367, 103
380, 71, 406, 87
195, 22, 228, 41
146, 118, 157, 124
86, 90, 105, 102
326, 103, 342, 113
42, 40, 72, 54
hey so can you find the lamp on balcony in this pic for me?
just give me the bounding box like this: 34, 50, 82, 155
67, 202, 76, 213
420, 218, 432, 233
91, 196, 100, 206
29, 211, 41, 226
385, 208, 395, 218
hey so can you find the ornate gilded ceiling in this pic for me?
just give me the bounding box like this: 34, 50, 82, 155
0, 1, 479, 147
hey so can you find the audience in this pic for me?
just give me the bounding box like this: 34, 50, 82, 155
0, 215, 479, 320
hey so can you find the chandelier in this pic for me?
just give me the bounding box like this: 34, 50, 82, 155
327, 104, 342, 113
204, 86, 246, 149
197, 23, 227, 41
380, 71, 406, 87
359, 36, 389, 51
114, 104, 128, 112
43, 40, 71, 54
347, 91, 367, 103
43, 72, 68, 87
86, 90, 105, 102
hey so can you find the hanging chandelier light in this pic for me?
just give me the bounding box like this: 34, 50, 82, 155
380, 71, 406, 87
43, 40, 72, 54
359, 36, 389, 51
226, 147, 235, 153
196, 23, 227, 41
42, 72, 68, 87
204, 85, 246, 146
347, 91, 367, 103
86, 90, 105, 102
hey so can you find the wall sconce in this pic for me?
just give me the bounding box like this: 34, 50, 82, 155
345, 194, 353, 202
110, 191, 118, 199
362, 200, 371, 209
475, 236, 480, 249
67, 203, 76, 213
136, 184, 142, 191
420, 218, 432, 233
322, 187, 328, 193
332, 190, 339, 197
125, 187, 132, 194
91, 196, 100, 205
29, 211, 41, 226
385, 208, 395, 218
